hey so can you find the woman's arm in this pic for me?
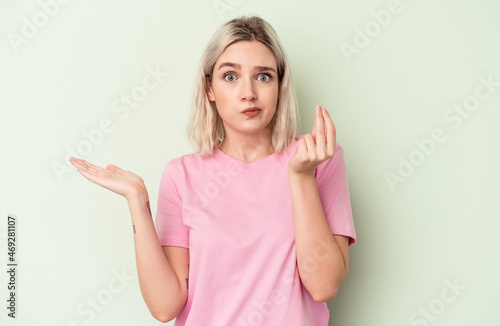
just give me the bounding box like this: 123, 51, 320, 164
288, 172, 349, 302
287, 105, 349, 302
128, 193, 189, 322
70, 158, 188, 322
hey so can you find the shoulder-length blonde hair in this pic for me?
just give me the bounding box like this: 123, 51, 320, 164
186, 15, 299, 156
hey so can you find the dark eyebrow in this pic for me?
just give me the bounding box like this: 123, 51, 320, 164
217, 62, 277, 74
218, 62, 240, 70
255, 66, 277, 74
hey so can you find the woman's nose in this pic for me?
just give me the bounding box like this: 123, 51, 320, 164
241, 78, 257, 101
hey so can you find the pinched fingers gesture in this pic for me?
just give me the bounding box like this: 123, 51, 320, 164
288, 105, 336, 175
70, 157, 145, 200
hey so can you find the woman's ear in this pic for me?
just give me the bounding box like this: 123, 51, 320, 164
206, 82, 215, 102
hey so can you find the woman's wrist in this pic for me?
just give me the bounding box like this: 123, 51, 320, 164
288, 167, 316, 181
127, 190, 153, 228
124, 182, 148, 202
126, 184, 149, 205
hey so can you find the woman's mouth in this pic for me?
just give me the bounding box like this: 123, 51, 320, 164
242, 107, 262, 117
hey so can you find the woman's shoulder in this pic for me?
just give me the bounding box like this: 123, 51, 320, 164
161, 148, 222, 176
164, 151, 207, 168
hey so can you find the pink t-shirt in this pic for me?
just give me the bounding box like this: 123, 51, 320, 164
155, 134, 356, 325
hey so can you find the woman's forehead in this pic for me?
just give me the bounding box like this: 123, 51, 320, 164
215, 41, 277, 70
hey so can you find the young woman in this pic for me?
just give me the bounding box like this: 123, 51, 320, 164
70, 16, 356, 325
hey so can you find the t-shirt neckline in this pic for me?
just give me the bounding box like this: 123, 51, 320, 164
212, 146, 281, 173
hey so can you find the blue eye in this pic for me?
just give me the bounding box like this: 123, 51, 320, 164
224, 73, 236, 82
258, 74, 271, 82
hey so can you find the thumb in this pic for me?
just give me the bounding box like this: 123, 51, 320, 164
297, 137, 307, 154
106, 164, 121, 172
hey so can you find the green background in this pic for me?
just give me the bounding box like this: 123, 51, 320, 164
1, 0, 499, 325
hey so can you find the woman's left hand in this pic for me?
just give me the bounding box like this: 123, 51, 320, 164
288, 105, 336, 176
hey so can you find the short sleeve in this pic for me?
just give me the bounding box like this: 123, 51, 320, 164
315, 143, 356, 246
155, 160, 189, 248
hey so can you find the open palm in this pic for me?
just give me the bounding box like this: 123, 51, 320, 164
70, 157, 145, 200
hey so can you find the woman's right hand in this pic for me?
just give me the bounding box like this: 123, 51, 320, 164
69, 157, 146, 200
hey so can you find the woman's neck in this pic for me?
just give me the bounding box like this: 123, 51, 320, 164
218, 129, 274, 163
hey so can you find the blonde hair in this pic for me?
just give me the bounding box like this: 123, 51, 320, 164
186, 15, 299, 156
